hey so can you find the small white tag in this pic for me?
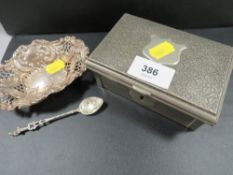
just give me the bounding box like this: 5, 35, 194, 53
127, 55, 175, 89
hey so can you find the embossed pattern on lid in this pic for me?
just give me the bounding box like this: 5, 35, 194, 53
90, 14, 233, 117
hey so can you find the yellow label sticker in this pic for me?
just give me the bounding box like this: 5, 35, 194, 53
149, 41, 175, 60
45, 59, 65, 74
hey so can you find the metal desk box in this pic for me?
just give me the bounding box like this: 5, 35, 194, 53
87, 14, 233, 129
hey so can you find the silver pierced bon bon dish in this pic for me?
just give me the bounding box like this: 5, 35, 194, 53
0, 36, 89, 111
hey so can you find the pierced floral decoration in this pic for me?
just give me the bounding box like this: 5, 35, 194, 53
0, 36, 89, 110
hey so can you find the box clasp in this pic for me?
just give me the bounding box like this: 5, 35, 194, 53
131, 85, 151, 96
130, 85, 154, 107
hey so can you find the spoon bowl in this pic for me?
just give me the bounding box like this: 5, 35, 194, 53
78, 97, 104, 115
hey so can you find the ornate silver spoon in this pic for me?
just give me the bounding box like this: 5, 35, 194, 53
8, 96, 104, 137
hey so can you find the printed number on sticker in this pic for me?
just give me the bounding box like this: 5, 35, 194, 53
141, 65, 159, 76
127, 55, 175, 89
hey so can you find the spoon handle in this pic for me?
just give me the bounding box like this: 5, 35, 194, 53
44, 108, 80, 123
9, 108, 80, 137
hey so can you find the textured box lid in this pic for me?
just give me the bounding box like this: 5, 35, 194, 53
88, 14, 233, 124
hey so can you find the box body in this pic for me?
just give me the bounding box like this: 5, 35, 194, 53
88, 14, 233, 129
